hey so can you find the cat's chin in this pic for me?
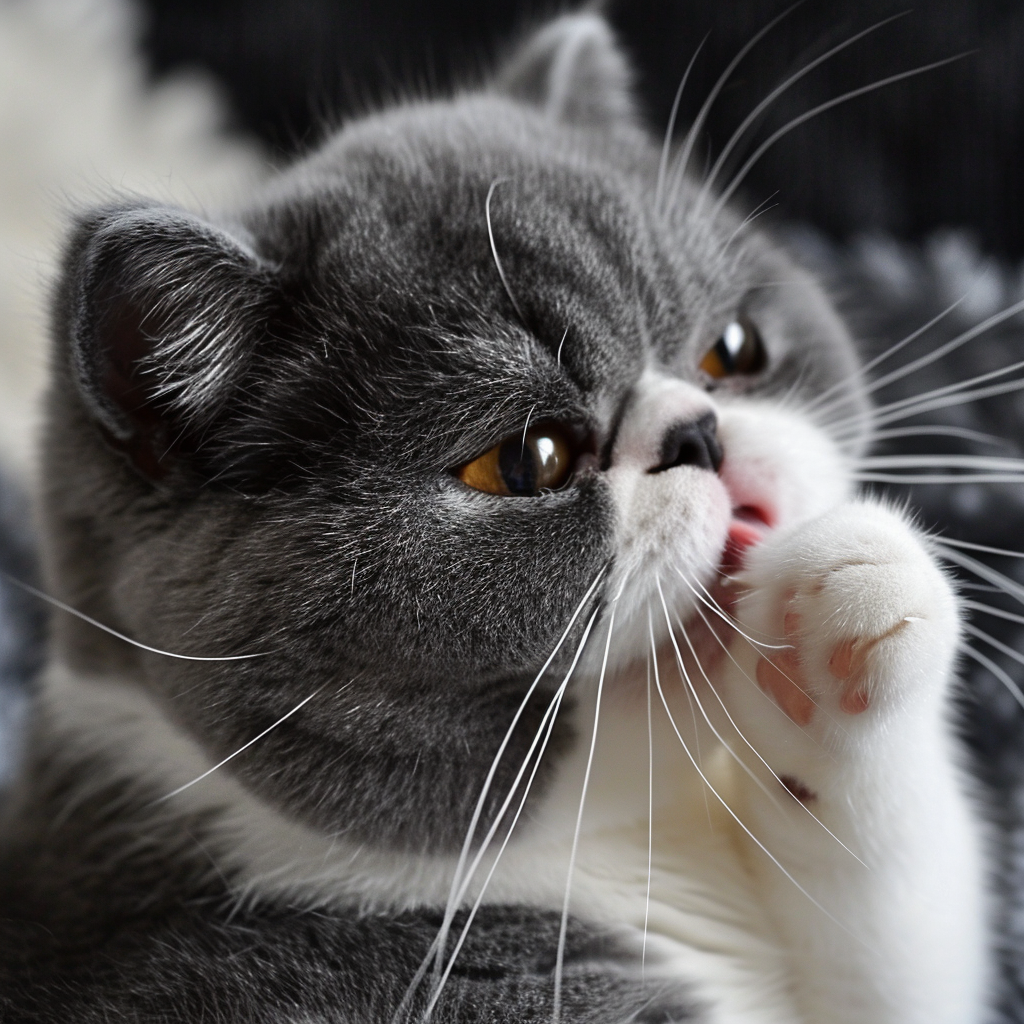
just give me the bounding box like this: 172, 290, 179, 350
601, 510, 771, 701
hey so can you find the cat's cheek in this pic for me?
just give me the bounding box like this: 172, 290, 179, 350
717, 401, 853, 531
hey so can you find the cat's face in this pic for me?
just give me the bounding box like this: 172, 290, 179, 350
43, 15, 867, 852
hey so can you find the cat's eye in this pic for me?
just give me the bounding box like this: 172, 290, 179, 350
699, 316, 767, 379
458, 424, 575, 496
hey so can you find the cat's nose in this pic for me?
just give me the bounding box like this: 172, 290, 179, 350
650, 412, 723, 474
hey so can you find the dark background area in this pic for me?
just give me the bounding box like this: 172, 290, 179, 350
137, 0, 1024, 257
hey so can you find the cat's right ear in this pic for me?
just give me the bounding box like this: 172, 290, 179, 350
495, 12, 639, 131
55, 204, 275, 482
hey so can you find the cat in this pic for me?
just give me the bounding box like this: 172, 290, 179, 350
0, 12, 993, 1023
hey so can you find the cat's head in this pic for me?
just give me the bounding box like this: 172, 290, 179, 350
44, 13, 867, 852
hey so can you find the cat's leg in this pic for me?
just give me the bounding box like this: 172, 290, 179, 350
712, 501, 989, 1024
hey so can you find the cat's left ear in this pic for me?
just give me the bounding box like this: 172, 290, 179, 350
495, 12, 639, 131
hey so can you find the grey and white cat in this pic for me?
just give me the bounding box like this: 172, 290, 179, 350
0, 13, 991, 1023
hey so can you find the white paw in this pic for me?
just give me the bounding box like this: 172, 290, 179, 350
734, 502, 959, 732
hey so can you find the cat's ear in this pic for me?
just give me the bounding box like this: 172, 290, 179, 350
495, 12, 638, 131
57, 204, 275, 481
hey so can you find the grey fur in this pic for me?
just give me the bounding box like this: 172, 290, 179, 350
3, 13, 866, 1022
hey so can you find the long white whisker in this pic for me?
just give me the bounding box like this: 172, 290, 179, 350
427, 566, 607, 995
854, 473, 1024, 485
934, 545, 1024, 610
655, 34, 708, 214
711, 53, 969, 221
155, 688, 323, 803
868, 425, 1008, 447
964, 621, 1024, 674
963, 600, 1024, 629
836, 375, 1024, 439
935, 537, 1024, 560
694, 12, 907, 219
836, 296, 1024, 424
424, 610, 600, 1020
959, 643, 1024, 713
647, 600, 861, 941
807, 295, 968, 417
555, 326, 569, 366
856, 455, 1024, 472
686, 573, 789, 649
656, 580, 787, 817
643, 606, 655, 981
485, 178, 527, 324
553, 599, 618, 1024
667, 3, 802, 215
1, 570, 269, 661
830, 349, 1024, 435
683, 592, 864, 863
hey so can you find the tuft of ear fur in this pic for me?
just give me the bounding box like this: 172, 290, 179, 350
495, 12, 638, 131
58, 205, 275, 480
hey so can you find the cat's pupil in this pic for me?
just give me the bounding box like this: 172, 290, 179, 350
499, 436, 538, 495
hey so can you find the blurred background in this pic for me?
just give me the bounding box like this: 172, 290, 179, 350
139, 0, 1024, 256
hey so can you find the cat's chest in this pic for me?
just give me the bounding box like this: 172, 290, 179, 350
45, 663, 802, 1023
489, 721, 803, 1024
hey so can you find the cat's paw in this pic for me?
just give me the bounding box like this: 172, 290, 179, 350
734, 502, 959, 736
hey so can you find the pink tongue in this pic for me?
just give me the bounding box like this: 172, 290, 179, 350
721, 520, 764, 573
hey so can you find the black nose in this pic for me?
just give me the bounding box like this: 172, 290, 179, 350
652, 412, 723, 473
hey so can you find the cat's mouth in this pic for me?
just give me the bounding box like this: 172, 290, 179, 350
652, 504, 773, 685
721, 504, 772, 575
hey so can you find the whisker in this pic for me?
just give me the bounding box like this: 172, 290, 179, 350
424, 610, 600, 1020
719, 192, 780, 254
693, 12, 907, 220
934, 545, 1024, 610
853, 454, 1024, 485
684, 572, 789, 650
552, 598, 619, 1024
641, 611, 655, 983
963, 621, 1024, 677
666, 3, 802, 217
859, 455, 1024, 469
681, 595, 861, 861
807, 295, 967, 418
426, 566, 608, 995
959, 642, 1024, 714
154, 688, 324, 803
555, 326, 569, 366
854, 473, 1024, 485
868, 425, 1008, 447
655, 33, 708, 214
963, 600, 1024, 629
520, 403, 538, 457
830, 351, 1024, 435
834, 297, 1024, 428
678, 569, 848, 739
485, 178, 527, 324
710, 52, 971, 221
936, 537, 1024, 560
1, 569, 270, 662
656, 581, 789, 817
834, 376, 1024, 442
646, 599, 860, 941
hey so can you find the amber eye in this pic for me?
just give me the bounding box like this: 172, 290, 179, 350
458, 424, 575, 496
699, 316, 767, 379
